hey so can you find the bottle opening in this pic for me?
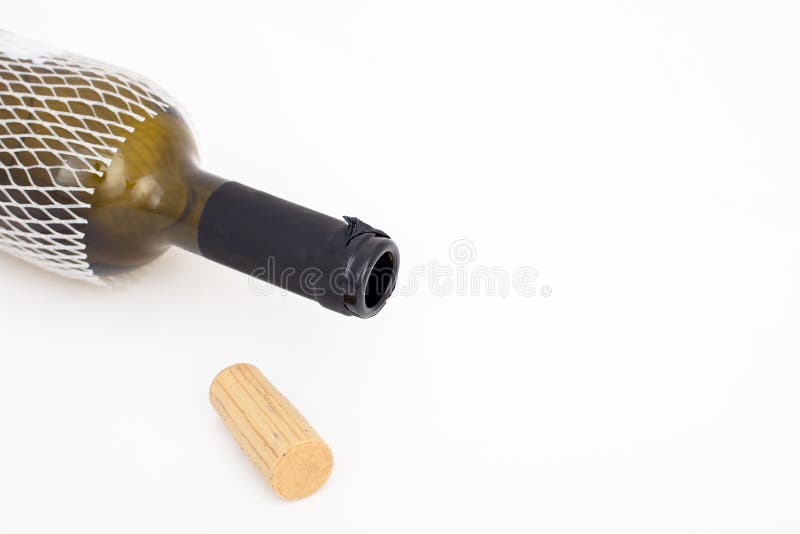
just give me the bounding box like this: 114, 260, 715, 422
365, 251, 397, 309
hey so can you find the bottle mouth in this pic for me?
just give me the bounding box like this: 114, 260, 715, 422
343, 237, 399, 318
365, 250, 397, 309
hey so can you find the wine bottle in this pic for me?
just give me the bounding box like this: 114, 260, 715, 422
0, 31, 398, 318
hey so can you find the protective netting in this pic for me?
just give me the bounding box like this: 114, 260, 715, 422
0, 30, 174, 282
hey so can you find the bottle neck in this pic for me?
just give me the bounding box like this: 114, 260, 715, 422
168, 168, 227, 255
171, 169, 399, 318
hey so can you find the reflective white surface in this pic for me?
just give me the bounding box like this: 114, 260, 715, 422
2, 1, 800, 532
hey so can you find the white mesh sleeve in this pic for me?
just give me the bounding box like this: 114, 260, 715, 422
0, 30, 176, 282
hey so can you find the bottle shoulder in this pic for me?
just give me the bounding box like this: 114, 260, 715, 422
82, 112, 201, 274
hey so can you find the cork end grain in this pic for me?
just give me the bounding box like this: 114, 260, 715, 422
271, 440, 334, 500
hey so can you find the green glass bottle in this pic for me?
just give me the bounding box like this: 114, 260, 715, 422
0, 30, 398, 318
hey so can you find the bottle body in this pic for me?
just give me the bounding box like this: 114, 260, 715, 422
0, 31, 398, 317
0, 30, 189, 281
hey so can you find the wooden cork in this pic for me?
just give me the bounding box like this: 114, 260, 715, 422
209, 363, 333, 500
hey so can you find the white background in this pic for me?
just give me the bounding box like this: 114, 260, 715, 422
2, 1, 800, 532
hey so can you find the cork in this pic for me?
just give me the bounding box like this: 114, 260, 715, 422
209, 363, 333, 500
